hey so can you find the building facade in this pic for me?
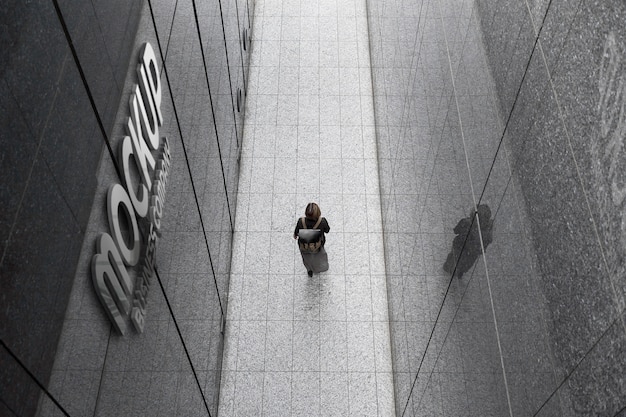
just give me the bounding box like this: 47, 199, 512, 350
368, 0, 626, 415
1, 0, 625, 416
1, 0, 253, 415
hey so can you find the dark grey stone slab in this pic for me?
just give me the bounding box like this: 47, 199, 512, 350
57, 0, 121, 133
536, 310, 626, 416
91, 0, 143, 92
501, 11, 536, 117
408, 372, 445, 417
2, 0, 243, 414
549, 0, 626, 310
538, 0, 584, 73
542, 271, 618, 373
1, 0, 68, 140
0, 154, 84, 415
0, 80, 40, 255
372, 0, 626, 415
38, 63, 102, 230
501, 32, 621, 385
465, 371, 509, 416
505, 49, 549, 161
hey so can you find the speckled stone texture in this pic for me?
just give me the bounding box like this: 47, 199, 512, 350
368, 0, 625, 415
217, 0, 396, 415
0, 0, 140, 414
479, 0, 626, 414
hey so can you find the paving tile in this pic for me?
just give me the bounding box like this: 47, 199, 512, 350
300, 40, 320, 67
340, 125, 365, 157
320, 276, 348, 321
325, 233, 346, 274
320, 95, 342, 125
236, 321, 267, 371
347, 321, 376, 372
301, 1, 319, 17
320, 41, 340, 67
321, 372, 349, 416
276, 94, 299, 125
267, 274, 295, 320
319, 16, 339, 42
340, 66, 361, 93
345, 274, 374, 321
252, 125, 277, 158
265, 321, 293, 371
292, 372, 321, 416
220, 1, 395, 416
279, 40, 300, 66
348, 372, 378, 416
256, 65, 280, 94
298, 94, 321, 125
319, 125, 342, 156
340, 94, 362, 125
233, 371, 264, 416
240, 273, 269, 321
262, 372, 292, 416
279, 66, 299, 95
260, 40, 281, 66
299, 65, 320, 94
319, 0, 338, 16
269, 234, 298, 274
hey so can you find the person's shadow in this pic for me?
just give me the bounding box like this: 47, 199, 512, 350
443, 204, 493, 279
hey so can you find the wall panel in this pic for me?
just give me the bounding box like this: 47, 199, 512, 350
367, 0, 625, 415
1, 0, 254, 413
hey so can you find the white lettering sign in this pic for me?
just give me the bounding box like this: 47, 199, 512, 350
91, 42, 170, 335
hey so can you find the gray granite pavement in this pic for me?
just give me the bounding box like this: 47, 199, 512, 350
217, 0, 396, 415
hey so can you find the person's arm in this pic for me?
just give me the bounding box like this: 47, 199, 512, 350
294, 218, 302, 239
321, 218, 330, 233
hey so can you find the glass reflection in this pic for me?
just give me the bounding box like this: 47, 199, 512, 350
369, 0, 626, 414
443, 204, 493, 279
367, 0, 564, 415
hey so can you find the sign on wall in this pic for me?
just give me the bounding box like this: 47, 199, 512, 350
91, 42, 171, 335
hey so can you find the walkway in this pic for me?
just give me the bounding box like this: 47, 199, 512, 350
217, 0, 395, 415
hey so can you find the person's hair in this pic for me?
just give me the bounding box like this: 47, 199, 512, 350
305, 202, 321, 220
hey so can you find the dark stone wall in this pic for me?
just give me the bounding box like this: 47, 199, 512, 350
367, 0, 625, 415
1, 0, 254, 415
0, 1, 141, 415
477, 1, 626, 415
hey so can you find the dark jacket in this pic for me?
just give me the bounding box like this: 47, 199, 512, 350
294, 217, 330, 246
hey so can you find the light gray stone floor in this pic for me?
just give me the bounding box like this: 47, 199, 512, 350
217, 0, 396, 415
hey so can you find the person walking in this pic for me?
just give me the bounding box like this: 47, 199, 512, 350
443, 204, 493, 278
293, 202, 330, 277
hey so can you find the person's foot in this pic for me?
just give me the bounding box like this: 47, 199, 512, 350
308, 270, 313, 277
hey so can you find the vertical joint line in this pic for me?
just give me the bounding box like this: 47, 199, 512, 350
146, 0, 225, 318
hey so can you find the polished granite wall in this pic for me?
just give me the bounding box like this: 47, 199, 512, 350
0, 0, 253, 415
476, 0, 626, 415
367, 0, 625, 416
1, 1, 142, 415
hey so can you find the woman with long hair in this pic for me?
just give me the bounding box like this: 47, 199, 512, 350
293, 202, 330, 277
